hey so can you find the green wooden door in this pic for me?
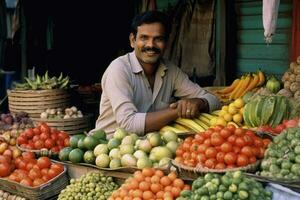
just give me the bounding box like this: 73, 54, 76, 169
235, 0, 293, 77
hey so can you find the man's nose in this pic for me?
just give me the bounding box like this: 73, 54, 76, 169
145, 39, 155, 47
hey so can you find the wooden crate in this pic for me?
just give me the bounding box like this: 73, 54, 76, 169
7, 89, 71, 119
33, 114, 93, 134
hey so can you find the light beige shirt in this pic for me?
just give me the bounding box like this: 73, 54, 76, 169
94, 51, 220, 136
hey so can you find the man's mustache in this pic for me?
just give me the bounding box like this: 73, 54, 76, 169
141, 47, 161, 54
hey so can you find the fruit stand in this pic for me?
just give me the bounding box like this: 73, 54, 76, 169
1, 55, 300, 200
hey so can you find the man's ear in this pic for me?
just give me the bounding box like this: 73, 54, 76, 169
129, 33, 135, 48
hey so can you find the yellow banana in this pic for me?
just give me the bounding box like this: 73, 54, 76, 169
227, 121, 240, 128
194, 119, 209, 130
159, 125, 185, 133
175, 118, 205, 132
211, 110, 221, 116
217, 79, 240, 94
230, 74, 251, 100
198, 115, 211, 126
240, 73, 259, 97
257, 70, 265, 86
199, 113, 215, 121
172, 123, 190, 132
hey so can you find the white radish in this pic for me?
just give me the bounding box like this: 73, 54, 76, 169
262, 0, 280, 43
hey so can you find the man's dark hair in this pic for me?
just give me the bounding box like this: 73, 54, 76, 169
130, 11, 171, 40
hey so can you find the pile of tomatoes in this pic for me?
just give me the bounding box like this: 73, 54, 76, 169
17, 123, 70, 152
109, 168, 190, 200
175, 125, 271, 169
258, 118, 299, 135
7, 152, 64, 187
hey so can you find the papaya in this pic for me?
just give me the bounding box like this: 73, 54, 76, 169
261, 96, 276, 125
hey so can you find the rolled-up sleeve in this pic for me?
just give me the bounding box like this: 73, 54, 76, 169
102, 62, 146, 134
173, 67, 221, 112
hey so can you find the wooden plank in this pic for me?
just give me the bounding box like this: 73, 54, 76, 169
237, 44, 290, 59
236, 2, 292, 15
237, 30, 291, 44
237, 15, 292, 29
236, 59, 289, 75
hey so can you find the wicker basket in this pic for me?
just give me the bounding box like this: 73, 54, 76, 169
0, 162, 68, 200
16, 143, 59, 158
172, 159, 260, 180
33, 114, 93, 135
7, 89, 71, 119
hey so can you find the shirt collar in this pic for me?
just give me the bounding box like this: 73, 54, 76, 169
129, 51, 168, 77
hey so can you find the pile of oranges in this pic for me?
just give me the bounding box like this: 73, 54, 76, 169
109, 168, 190, 200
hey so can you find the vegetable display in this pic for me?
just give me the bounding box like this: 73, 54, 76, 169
13, 71, 70, 90
282, 56, 300, 99
260, 127, 300, 180
177, 171, 272, 200
175, 125, 270, 169
40, 106, 83, 119
58, 172, 119, 200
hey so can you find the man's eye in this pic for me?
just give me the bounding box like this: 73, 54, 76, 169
155, 37, 165, 42
140, 36, 147, 40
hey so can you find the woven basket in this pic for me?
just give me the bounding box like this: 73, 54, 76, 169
172, 159, 260, 180
16, 143, 59, 158
7, 89, 71, 119
33, 114, 93, 135
0, 162, 68, 200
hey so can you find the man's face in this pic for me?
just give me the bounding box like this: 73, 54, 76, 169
130, 22, 167, 66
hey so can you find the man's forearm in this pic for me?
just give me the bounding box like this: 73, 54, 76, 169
145, 108, 178, 132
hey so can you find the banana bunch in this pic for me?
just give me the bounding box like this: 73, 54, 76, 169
216, 70, 265, 100
160, 112, 219, 134
14, 71, 70, 90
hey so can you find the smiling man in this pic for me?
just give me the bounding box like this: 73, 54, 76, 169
93, 11, 220, 137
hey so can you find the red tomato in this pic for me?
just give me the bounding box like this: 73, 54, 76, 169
64, 138, 70, 147
176, 148, 184, 157
190, 143, 199, 152
18, 161, 27, 170
33, 178, 45, 187
42, 175, 50, 182
205, 147, 217, 158
40, 123, 51, 134
32, 135, 40, 142
17, 136, 28, 145
233, 146, 241, 154
58, 132, 69, 140
197, 144, 209, 153
194, 134, 205, 143
51, 146, 60, 153
224, 152, 237, 165
203, 129, 213, 138
227, 135, 237, 145
196, 154, 207, 163
236, 154, 249, 167
249, 156, 257, 164
47, 168, 57, 179
251, 147, 260, 157
245, 130, 256, 138
33, 127, 41, 135
20, 178, 33, 187
220, 142, 232, 153
214, 125, 224, 131
44, 138, 55, 149
211, 136, 224, 147
28, 168, 42, 180
215, 162, 226, 169
235, 137, 246, 148
0, 162, 11, 177
241, 146, 253, 157
203, 138, 211, 146
41, 168, 49, 176
285, 119, 299, 128
243, 135, 253, 146
216, 151, 225, 163
40, 132, 50, 141
204, 158, 217, 168
25, 129, 34, 139
254, 138, 264, 147
34, 140, 44, 149
220, 129, 231, 139
50, 132, 59, 141
37, 157, 51, 169
182, 142, 190, 151
234, 128, 245, 136
22, 152, 35, 161
227, 124, 236, 132
263, 139, 271, 148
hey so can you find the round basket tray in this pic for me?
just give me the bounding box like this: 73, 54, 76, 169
7, 89, 71, 119
33, 114, 93, 135
172, 159, 260, 180
16, 143, 59, 158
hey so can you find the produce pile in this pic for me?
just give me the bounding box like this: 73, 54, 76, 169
175, 125, 270, 169
13, 71, 70, 90
58, 172, 118, 200
17, 123, 70, 153
281, 56, 300, 99
0, 189, 26, 200
40, 106, 83, 119
60, 128, 181, 169
109, 168, 190, 200
260, 127, 300, 180
257, 118, 299, 135
7, 152, 64, 187
0, 112, 33, 133
177, 171, 272, 200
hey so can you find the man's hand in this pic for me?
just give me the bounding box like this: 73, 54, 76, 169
170, 98, 208, 119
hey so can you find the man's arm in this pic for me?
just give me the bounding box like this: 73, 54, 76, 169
145, 107, 178, 132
